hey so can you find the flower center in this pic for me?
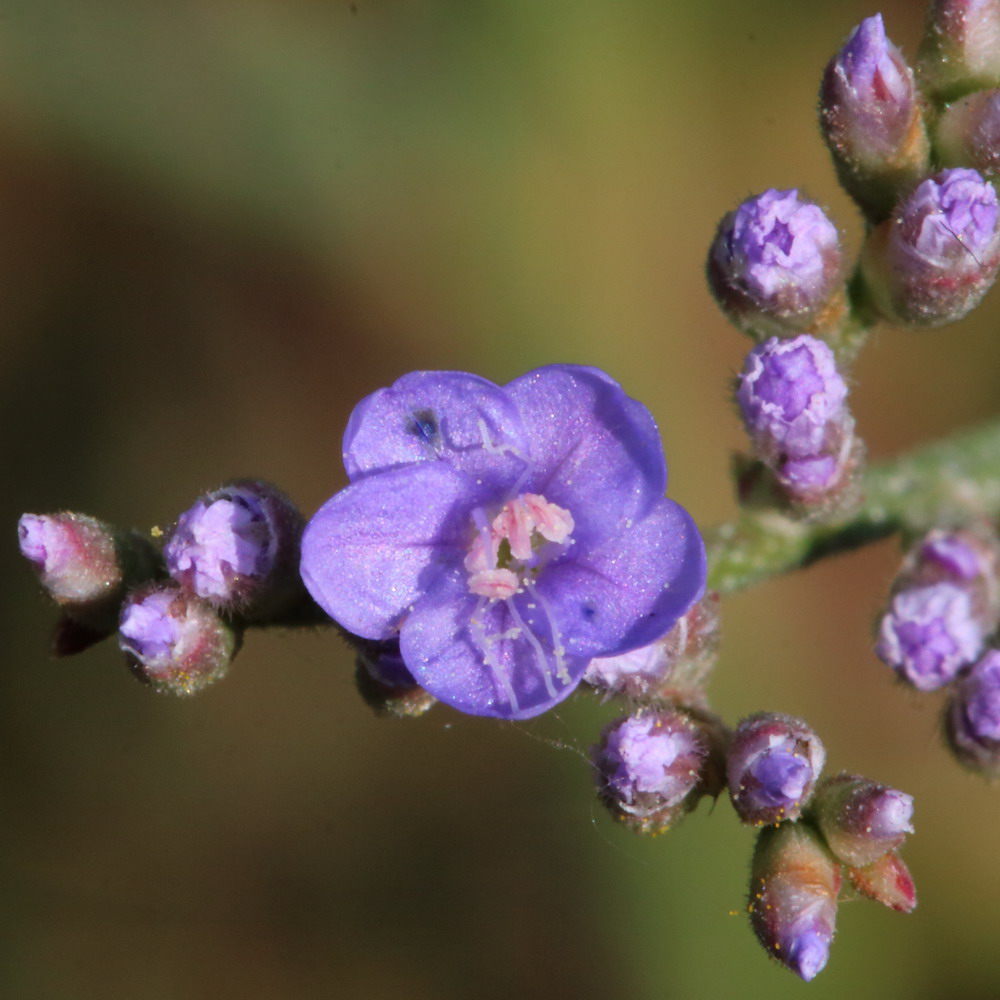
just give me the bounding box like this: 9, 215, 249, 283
464, 493, 574, 600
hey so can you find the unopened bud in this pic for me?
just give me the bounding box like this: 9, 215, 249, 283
18, 512, 161, 638
875, 583, 983, 691
811, 773, 914, 868
944, 649, 1000, 777
935, 89, 1000, 182
583, 591, 720, 706
847, 849, 917, 913
592, 709, 708, 835
354, 637, 436, 718
165, 480, 306, 621
727, 712, 826, 825
748, 822, 840, 982
820, 15, 930, 219
707, 189, 845, 338
918, 0, 1000, 102
119, 583, 239, 695
736, 335, 860, 513
860, 167, 1000, 327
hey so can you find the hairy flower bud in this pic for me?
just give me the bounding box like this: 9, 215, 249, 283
919, 0, 1000, 102
119, 583, 239, 695
861, 168, 1000, 327
944, 649, 1000, 777
583, 591, 721, 706
19, 512, 161, 641
707, 189, 845, 338
593, 709, 708, 835
820, 15, 929, 219
165, 480, 306, 621
354, 637, 437, 718
935, 89, 1000, 182
875, 583, 984, 691
736, 335, 859, 509
847, 850, 917, 913
748, 822, 840, 981
811, 774, 914, 868
727, 713, 826, 825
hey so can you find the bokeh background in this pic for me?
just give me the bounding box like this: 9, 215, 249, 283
4, 1, 1000, 997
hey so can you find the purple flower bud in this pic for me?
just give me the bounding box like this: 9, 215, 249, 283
944, 649, 1000, 777
583, 591, 721, 705
919, 0, 1000, 102
593, 709, 707, 835
707, 190, 845, 337
847, 849, 917, 913
861, 168, 1000, 327
875, 583, 983, 691
165, 480, 305, 621
820, 15, 929, 218
119, 584, 239, 695
727, 713, 826, 825
354, 637, 436, 718
19, 512, 161, 638
736, 336, 857, 505
749, 823, 840, 981
812, 773, 914, 868
935, 89, 1000, 182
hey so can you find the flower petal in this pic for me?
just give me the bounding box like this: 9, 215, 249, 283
300, 462, 474, 639
504, 365, 668, 541
536, 497, 706, 658
343, 371, 529, 496
401, 574, 589, 719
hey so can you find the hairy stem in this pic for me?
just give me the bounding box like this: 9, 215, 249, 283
706, 417, 1000, 594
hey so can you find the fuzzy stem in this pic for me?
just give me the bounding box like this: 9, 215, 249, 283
706, 417, 1000, 594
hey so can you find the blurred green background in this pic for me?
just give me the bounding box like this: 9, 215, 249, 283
4, 1, 1000, 997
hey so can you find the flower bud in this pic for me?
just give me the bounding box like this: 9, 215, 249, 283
735, 335, 859, 510
707, 190, 845, 338
18, 512, 161, 638
846, 850, 917, 913
943, 649, 1000, 777
918, 0, 1000, 102
165, 480, 306, 621
119, 583, 239, 695
820, 15, 930, 219
935, 89, 1000, 182
583, 591, 721, 706
860, 167, 1000, 327
811, 774, 914, 868
592, 709, 708, 835
875, 583, 983, 691
727, 713, 826, 825
354, 637, 436, 718
748, 822, 840, 982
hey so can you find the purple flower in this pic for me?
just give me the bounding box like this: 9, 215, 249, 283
945, 649, 1000, 776
593, 709, 706, 834
119, 584, 238, 695
707, 189, 843, 336
727, 712, 826, 825
165, 480, 305, 619
875, 583, 983, 691
749, 823, 840, 981
300, 366, 706, 720
812, 774, 914, 868
736, 335, 855, 502
862, 167, 1000, 326
354, 637, 437, 718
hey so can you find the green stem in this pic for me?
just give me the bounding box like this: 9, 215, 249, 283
706, 416, 1000, 594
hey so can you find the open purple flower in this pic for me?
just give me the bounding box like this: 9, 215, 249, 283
300, 366, 706, 720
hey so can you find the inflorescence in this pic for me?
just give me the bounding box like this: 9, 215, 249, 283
18, 1, 1000, 983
